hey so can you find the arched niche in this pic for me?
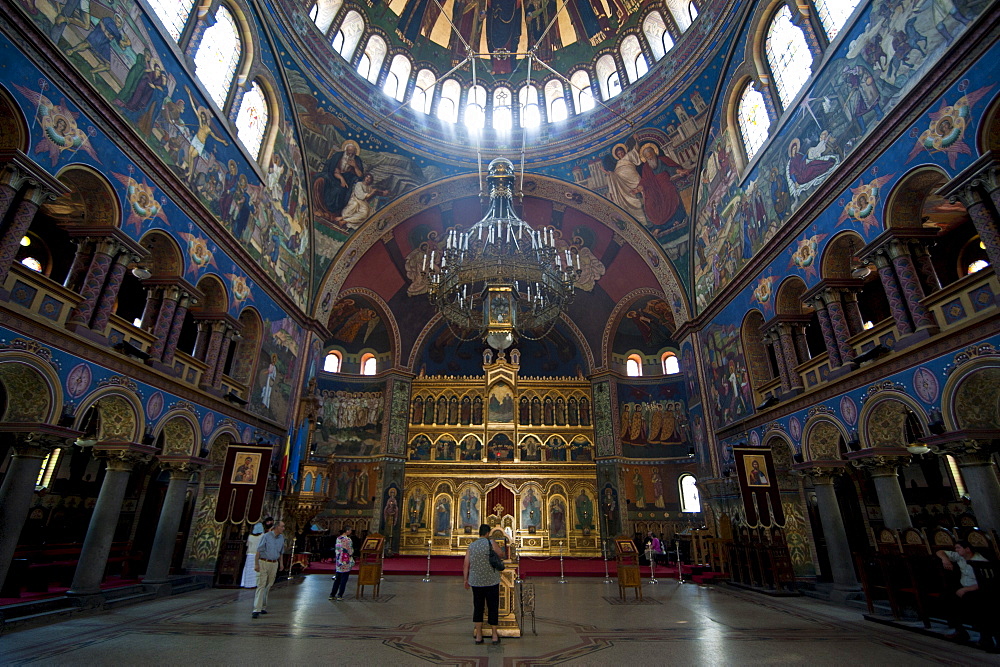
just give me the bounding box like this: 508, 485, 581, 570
47, 165, 122, 229
775, 276, 808, 317
230, 307, 263, 385
859, 394, 927, 449
0, 84, 29, 151
821, 231, 865, 280
740, 309, 771, 392
0, 357, 59, 422
802, 417, 847, 462
193, 274, 229, 315
139, 230, 184, 278
943, 361, 1000, 430
74, 390, 143, 443
156, 412, 200, 456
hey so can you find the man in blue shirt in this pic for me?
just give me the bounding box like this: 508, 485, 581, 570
252, 520, 286, 619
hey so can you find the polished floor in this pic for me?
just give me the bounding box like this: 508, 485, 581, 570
0, 574, 990, 665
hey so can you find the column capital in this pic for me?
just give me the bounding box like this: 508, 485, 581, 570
0, 423, 82, 457
792, 461, 848, 482
846, 450, 910, 475
938, 151, 1000, 208
0, 150, 69, 200
920, 428, 1000, 457
93, 442, 158, 471
157, 455, 210, 477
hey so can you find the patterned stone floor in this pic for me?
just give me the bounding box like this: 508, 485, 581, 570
0, 574, 989, 665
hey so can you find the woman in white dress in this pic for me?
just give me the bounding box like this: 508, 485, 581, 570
241, 523, 265, 588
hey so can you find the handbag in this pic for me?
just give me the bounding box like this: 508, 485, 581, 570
486, 539, 506, 572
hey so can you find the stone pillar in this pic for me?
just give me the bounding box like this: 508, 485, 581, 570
910, 243, 941, 294
888, 239, 937, 333
69, 448, 152, 596
148, 286, 180, 361
211, 325, 235, 388
872, 250, 913, 336
957, 450, 1000, 534
143, 462, 198, 584
792, 324, 810, 366
823, 291, 856, 364
0, 432, 70, 588
941, 161, 1000, 278
865, 461, 912, 529
161, 295, 190, 365
966, 202, 1000, 272
811, 298, 842, 368
199, 322, 226, 390
767, 331, 792, 393
0, 186, 49, 286
0, 175, 18, 224
841, 291, 865, 336
193, 321, 211, 361
64, 238, 95, 292
90, 250, 132, 333
810, 473, 860, 593
778, 324, 803, 389
140, 285, 163, 333
66, 239, 119, 330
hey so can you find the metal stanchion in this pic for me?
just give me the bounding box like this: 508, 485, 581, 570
557, 545, 567, 583
422, 540, 432, 582
646, 545, 658, 584
675, 541, 684, 584
602, 543, 612, 584
514, 537, 522, 584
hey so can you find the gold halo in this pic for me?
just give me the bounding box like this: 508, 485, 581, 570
640, 142, 659, 157
612, 143, 628, 156
341, 139, 361, 153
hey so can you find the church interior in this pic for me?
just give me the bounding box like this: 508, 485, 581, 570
0, 0, 999, 660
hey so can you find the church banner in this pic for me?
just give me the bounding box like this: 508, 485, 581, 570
215, 443, 274, 524
732, 447, 784, 527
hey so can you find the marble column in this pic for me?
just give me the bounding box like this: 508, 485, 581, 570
768, 331, 792, 393
811, 474, 860, 592
90, 250, 132, 333
64, 238, 95, 292
872, 250, 913, 336
192, 321, 211, 361
957, 450, 1000, 534
199, 323, 225, 390
0, 186, 48, 285
0, 434, 63, 588
0, 176, 18, 224
888, 240, 936, 333
148, 287, 180, 361
66, 239, 119, 329
810, 298, 842, 368
161, 295, 190, 365
211, 325, 234, 388
841, 291, 865, 336
866, 462, 912, 529
910, 244, 941, 294
143, 464, 197, 583
140, 286, 163, 333
69, 449, 151, 595
823, 291, 856, 363
967, 201, 1000, 273
792, 324, 810, 366
778, 324, 803, 389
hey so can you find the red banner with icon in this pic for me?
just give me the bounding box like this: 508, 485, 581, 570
215, 443, 273, 523
733, 447, 784, 527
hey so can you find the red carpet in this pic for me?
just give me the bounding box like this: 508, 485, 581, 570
0, 576, 142, 607
304, 556, 723, 581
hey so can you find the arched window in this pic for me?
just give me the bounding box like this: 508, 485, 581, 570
323, 350, 342, 372
688, 1, 699, 23
384, 54, 412, 101
626, 353, 642, 377
643, 11, 673, 61
235, 80, 269, 160
358, 35, 387, 84
410, 68, 436, 114
737, 81, 770, 160
147, 0, 195, 41
493, 87, 513, 132
193, 4, 241, 109
661, 352, 680, 375
310, 0, 343, 34
665, 0, 693, 32
35, 448, 62, 489
544, 80, 567, 122
679, 474, 700, 512
570, 70, 594, 113
620, 35, 648, 84
465, 84, 486, 130
519, 85, 541, 127
814, 0, 861, 40
360, 353, 377, 375
595, 55, 621, 101
332, 10, 364, 60
766, 5, 813, 109
437, 78, 461, 123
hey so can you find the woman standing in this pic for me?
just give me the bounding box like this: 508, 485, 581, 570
329, 527, 354, 600
463, 524, 504, 645
241, 523, 264, 588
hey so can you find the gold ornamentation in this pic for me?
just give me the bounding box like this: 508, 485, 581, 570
0, 362, 51, 422
97, 395, 137, 442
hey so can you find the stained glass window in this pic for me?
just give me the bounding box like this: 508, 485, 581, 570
333, 10, 364, 60
411, 68, 436, 114
814, 0, 861, 40
147, 0, 195, 41
620, 35, 647, 83
493, 87, 512, 132
235, 81, 269, 160
358, 35, 387, 84
384, 54, 411, 101
679, 474, 701, 512
194, 4, 241, 109
665, 0, 692, 32
519, 85, 540, 128
310, 0, 343, 34
738, 81, 770, 160
626, 354, 642, 377
596, 55, 620, 101
570, 71, 594, 113
437, 78, 461, 123
465, 85, 486, 130
766, 5, 813, 109
324, 351, 342, 373
662, 352, 680, 375
643, 11, 672, 61
544, 80, 567, 122
361, 353, 377, 375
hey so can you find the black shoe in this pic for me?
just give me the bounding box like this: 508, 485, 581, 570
491, 637, 501, 645
252, 612, 259, 619
475, 638, 484, 645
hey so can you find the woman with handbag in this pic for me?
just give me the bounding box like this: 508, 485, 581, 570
463, 523, 505, 645
329, 527, 354, 600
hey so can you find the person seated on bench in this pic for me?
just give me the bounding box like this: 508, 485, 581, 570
935, 540, 988, 645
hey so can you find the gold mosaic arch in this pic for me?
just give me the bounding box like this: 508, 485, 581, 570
0, 355, 61, 423
801, 416, 848, 462
313, 173, 690, 326
858, 393, 928, 449
155, 410, 201, 456
76, 388, 144, 443
49, 165, 122, 229
883, 165, 950, 231
940, 358, 1000, 430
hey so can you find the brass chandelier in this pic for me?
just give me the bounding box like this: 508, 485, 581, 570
424, 158, 579, 350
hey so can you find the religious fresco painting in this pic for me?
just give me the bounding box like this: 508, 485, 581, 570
325, 295, 389, 353
612, 294, 678, 355
625, 464, 671, 509
692, 0, 991, 312
249, 317, 305, 424
313, 379, 386, 456
701, 321, 753, 425
616, 379, 688, 459
13, 0, 313, 308
328, 460, 376, 508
